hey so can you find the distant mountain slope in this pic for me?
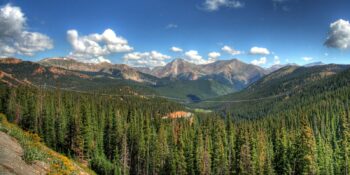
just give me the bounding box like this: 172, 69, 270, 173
225, 64, 348, 98
193, 64, 350, 117
0, 58, 157, 95
39, 57, 157, 83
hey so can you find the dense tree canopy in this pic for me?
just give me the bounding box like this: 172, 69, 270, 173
0, 67, 349, 175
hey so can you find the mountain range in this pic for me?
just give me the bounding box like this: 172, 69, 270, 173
40, 57, 268, 88
0, 57, 341, 102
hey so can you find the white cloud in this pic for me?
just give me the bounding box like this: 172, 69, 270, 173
170, 46, 183, 52
166, 23, 178, 29
185, 50, 203, 63
273, 55, 281, 65
208, 52, 220, 59
324, 19, 350, 49
67, 28, 133, 63
202, 0, 244, 11
0, 4, 53, 57
123, 51, 171, 67
251, 57, 267, 66
221, 45, 242, 55
302, 57, 313, 61
184, 50, 216, 64
249, 46, 270, 55
208, 51, 220, 62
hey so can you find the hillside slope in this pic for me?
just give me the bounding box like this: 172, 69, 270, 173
0, 114, 95, 175
193, 64, 350, 119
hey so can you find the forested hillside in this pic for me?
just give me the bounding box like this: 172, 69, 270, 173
0, 66, 349, 174
194, 65, 350, 119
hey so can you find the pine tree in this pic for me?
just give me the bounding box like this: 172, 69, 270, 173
294, 117, 318, 175
273, 125, 289, 175
211, 121, 227, 174
121, 134, 130, 175
341, 103, 350, 175
238, 129, 254, 175
226, 120, 236, 174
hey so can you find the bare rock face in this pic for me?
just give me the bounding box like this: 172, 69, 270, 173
143, 58, 267, 88
0, 131, 48, 175
149, 58, 203, 80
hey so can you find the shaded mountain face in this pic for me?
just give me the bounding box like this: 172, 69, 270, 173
137, 58, 267, 89
39, 57, 156, 83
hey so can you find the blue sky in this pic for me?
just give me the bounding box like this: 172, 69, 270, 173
0, 0, 350, 67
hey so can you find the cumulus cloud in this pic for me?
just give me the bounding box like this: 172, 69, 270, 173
251, 57, 267, 66
273, 55, 281, 65
123, 51, 171, 67
170, 46, 183, 52
249, 46, 270, 55
208, 51, 220, 62
185, 50, 203, 63
0, 4, 53, 57
184, 50, 216, 64
208, 52, 220, 59
67, 28, 133, 63
221, 45, 242, 55
202, 0, 244, 11
324, 19, 350, 50
302, 57, 313, 61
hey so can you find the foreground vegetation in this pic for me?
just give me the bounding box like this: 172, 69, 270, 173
0, 114, 96, 175
0, 67, 349, 175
